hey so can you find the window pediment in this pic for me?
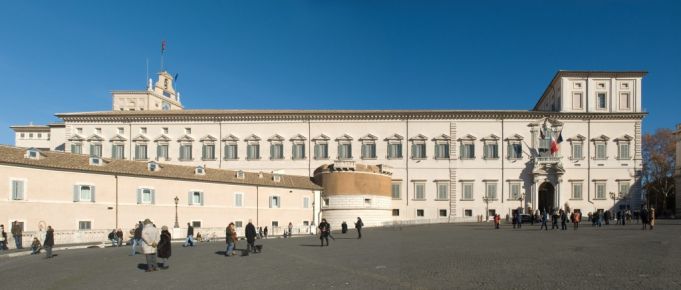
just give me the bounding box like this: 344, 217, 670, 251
200, 135, 217, 142
614, 134, 633, 142
504, 134, 524, 141
529, 117, 563, 127
312, 134, 330, 141
384, 133, 404, 141
68, 134, 85, 141
244, 134, 261, 142
289, 134, 307, 141
457, 134, 477, 141
267, 134, 285, 142
409, 134, 428, 141
109, 134, 128, 142
591, 135, 610, 142
177, 134, 195, 142
87, 134, 104, 142
567, 134, 586, 142
335, 134, 353, 141
480, 134, 499, 141
222, 134, 239, 142
432, 134, 451, 141
132, 134, 150, 142
154, 134, 172, 142
359, 134, 378, 141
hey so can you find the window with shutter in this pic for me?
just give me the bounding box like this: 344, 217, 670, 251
11, 180, 24, 200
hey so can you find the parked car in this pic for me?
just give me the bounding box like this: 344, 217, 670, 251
520, 214, 533, 223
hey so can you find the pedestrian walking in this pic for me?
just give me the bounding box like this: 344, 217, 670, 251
641, 208, 649, 230
572, 211, 581, 230
355, 217, 364, 239
141, 219, 160, 272
11, 220, 23, 249
245, 220, 257, 253
225, 223, 237, 256
184, 222, 195, 247
493, 214, 501, 229
131, 221, 143, 255
258, 227, 263, 239
551, 209, 559, 230
263, 226, 268, 239
319, 218, 330, 246
44, 225, 54, 258
540, 210, 548, 231
560, 209, 568, 230
157, 226, 171, 269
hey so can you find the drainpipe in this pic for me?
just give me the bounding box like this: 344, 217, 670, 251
406, 118, 409, 206
115, 174, 119, 229
256, 185, 259, 227
587, 119, 594, 206
501, 118, 505, 204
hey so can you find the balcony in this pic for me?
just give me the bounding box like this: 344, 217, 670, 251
534, 155, 563, 165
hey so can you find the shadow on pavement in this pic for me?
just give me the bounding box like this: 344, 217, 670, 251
214, 251, 226, 256
136, 263, 148, 271
299, 244, 323, 247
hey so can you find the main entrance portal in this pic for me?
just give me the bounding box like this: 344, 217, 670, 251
538, 182, 555, 212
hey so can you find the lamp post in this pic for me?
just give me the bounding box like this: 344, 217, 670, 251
174, 196, 180, 228
518, 195, 525, 213
482, 196, 490, 222
609, 191, 617, 209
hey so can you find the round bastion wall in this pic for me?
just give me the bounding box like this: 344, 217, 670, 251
313, 162, 393, 229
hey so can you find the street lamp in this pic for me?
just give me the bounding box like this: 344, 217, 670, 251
609, 191, 617, 209
174, 196, 180, 228
518, 195, 525, 213
482, 196, 490, 222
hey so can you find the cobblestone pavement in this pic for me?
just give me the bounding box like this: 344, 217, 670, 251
1, 221, 680, 290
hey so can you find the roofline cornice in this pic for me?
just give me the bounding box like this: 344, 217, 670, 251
55, 111, 648, 123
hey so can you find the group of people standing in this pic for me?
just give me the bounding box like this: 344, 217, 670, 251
495, 206, 658, 232
318, 217, 363, 247
0, 222, 54, 258
130, 219, 172, 272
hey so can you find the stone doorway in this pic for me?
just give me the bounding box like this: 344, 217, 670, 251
538, 182, 555, 213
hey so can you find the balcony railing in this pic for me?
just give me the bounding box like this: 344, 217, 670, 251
534, 156, 562, 165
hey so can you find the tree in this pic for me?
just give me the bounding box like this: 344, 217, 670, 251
642, 128, 676, 215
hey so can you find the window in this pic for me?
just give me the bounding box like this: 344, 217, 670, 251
185, 128, 191, 134
303, 197, 310, 208
361, 143, 377, 159
270, 196, 280, 208
391, 182, 401, 199
434, 143, 450, 159
247, 143, 260, 160
235, 192, 243, 207
202, 144, 216, 160
414, 183, 426, 200
619, 92, 631, 110
162, 127, 169, 134
462, 182, 474, 200
28, 133, 33, 139
595, 182, 606, 199
140, 127, 147, 134
387, 143, 403, 159
137, 188, 155, 204
74, 185, 95, 202
439, 209, 447, 217
292, 143, 306, 160
95, 128, 102, 135
271, 221, 279, 228
270, 143, 283, 160
195, 166, 205, 175
618, 143, 630, 159
464, 209, 473, 217
509, 182, 521, 200
76, 127, 83, 134
364, 198, 371, 206
572, 143, 583, 159
236, 170, 245, 179
188, 191, 204, 205
71, 143, 82, 154
338, 143, 352, 159
572, 92, 583, 110
571, 182, 583, 200
597, 93, 607, 109
235, 221, 243, 228
508, 143, 522, 159
595, 143, 607, 159
538, 127, 553, 157
224, 143, 238, 160
111, 144, 125, 160
314, 143, 328, 159
460, 143, 475, 159
147, 161, 158, 172
90, 144, 102, 157
156, 144, 169, 161
485, 182, 497, 200
191, 221, 202, 228
117, 127, 124, 134
322, 198, 329, 207
411, 143, 426, 159
134, 144, 148, 160
78, 221, 92, 230
180, 144, 193, 161
11, 180, 25, 200
619, 181, 630, 196
483, 143, 498, 159
436, 182, 448, 200
37, 133, 42, 138
416, 209, 425, 217
392, 209, 400, 216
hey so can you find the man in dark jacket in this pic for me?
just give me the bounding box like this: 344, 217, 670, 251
132, 221, 143, 255
185, 222, 194, 247
245, 220, 257, 253
44, 226, 54, 258
11, 221, 23, 249
157, 226, 171, 269
355, 217, 364, 239
318, 219, 330, 246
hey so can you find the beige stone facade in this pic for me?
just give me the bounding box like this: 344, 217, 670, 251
10, 70, 647, 228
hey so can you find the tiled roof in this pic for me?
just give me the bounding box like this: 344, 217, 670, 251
0, 146, 321, 191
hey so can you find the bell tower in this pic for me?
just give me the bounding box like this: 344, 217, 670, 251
111, 70, 184, 111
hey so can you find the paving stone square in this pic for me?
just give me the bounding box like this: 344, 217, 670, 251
1, 222, 680, 289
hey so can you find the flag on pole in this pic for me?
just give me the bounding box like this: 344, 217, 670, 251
174, 73, 179, 82
161, 40, 167, 54
556, 130, 563, 144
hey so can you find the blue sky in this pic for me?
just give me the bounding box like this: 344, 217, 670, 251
0, 1, 679, 145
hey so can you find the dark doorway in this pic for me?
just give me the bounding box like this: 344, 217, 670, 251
538, 182, 555, 213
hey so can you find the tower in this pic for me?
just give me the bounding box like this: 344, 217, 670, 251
111, 70, 183, 111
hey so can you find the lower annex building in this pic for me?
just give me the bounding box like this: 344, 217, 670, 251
8, 70, 647, 233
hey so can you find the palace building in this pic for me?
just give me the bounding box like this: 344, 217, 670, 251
8, 70, 646, 232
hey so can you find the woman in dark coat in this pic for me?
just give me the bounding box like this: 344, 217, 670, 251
157, 226, 171, 269
44, 226, 54, 258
